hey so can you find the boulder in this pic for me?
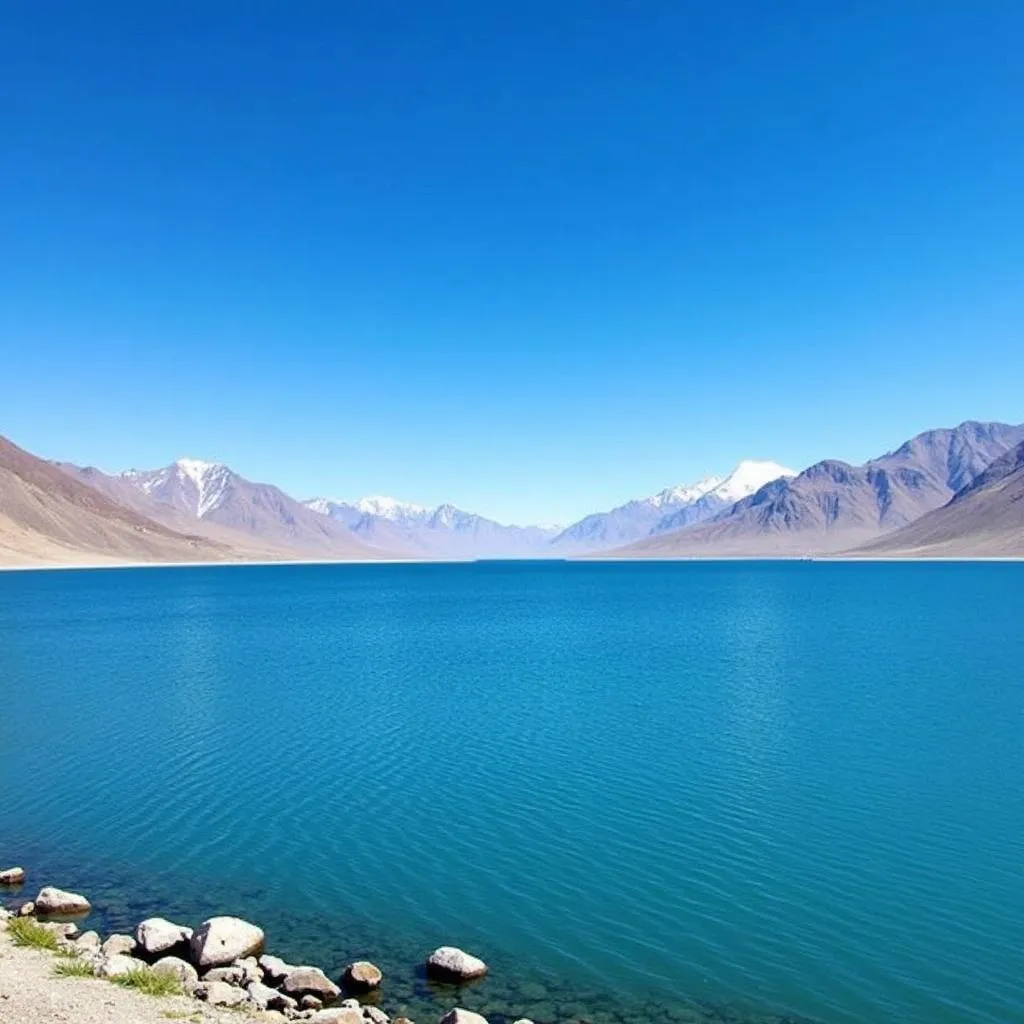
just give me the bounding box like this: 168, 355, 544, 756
0, 867, 26, 886
74, 930, 101, 952
512, 1020, 536, 1024
194, 980, 249, 1007
248, 981, 299, 1012
98, 954, 148, 979
234, 956, 263, 986
439, 1012, 488, 1024
426, 947, 488, 982
152, 955, 200, 993
101, 934, 138, 958
301, 994, 325, 1010
34, 887, 91, 916
190, 916, 265, 969
282, 966, 341, 1001
259, 953, 297, 985
204, 965, 247, 985
136, 917, 191, 956
341, 999, 361, 1010
311, 1011, 364, 1024
393, 1018, 416, 1024
39, 921, 79, 938
363, 1007, 390, 1024
17, 901, 35, 916
343, 961, 383, 992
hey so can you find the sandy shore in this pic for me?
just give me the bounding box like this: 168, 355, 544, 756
0, 924, 280, 1024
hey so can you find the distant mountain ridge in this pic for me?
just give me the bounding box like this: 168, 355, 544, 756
304, 496, 559, 559
612, 421, 1024, 558
551, 460, 796, 551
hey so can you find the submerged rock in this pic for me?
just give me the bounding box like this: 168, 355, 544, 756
34, 886, 92, 916
426, 947, 488, 982
343, 960, 383, 992
190, 916, 265, 968
153, 955, 200, 993
282, 966, 341, 1001
194, 980, 249, 1007
136, 916, 191, 956
439, 1010, 488, 1024
0, 867, 25, 886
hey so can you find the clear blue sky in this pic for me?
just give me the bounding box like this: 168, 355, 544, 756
3, 1, 1023, 524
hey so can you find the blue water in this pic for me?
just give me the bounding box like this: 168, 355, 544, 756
0, 562, 1021, 1024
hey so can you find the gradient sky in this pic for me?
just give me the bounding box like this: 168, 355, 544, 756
3, 2, 1023, 524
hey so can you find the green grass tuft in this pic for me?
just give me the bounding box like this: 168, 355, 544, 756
112, 966, 183, 997
54, 958, 96, 978
7, 917, 61, 951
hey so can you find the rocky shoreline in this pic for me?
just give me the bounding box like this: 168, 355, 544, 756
1, 869, 525, 1024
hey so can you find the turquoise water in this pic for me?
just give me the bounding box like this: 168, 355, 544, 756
0, 562, 1021, 1024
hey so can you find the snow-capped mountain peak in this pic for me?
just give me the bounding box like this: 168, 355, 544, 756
120, 457, 233, 519
646, 476, 724, 509
708, 460, 796, 503
353, 495, 428, 520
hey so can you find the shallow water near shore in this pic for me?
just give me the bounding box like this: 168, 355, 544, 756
1, 561, 1021, 1024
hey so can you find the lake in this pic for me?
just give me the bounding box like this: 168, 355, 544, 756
0, 561, 1020, 1024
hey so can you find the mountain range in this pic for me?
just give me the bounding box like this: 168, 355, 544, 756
0, 419, 1021, 567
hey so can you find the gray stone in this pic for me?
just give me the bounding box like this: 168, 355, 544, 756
439, 1012, 488, 1024
98, 954, 148, 979
190, 916, 265, 969
282, 966, 341, 1001
34, 886, 91, 916
343, 960, 383, 992
363, 1007, 389, 1024
301, 995, 324, 1011
136, 916, 191, 956
311, 1011, 364, 1024
194, 980, 249, 1007
234, 955, 263, 986
512, 1020, 536, 1024
426, 947, 488, 982
17, 901, 35, 916
205, 965, 247, 985
0, 867, 26, 886
248, 981, 299, 1012
101, 934, 138, 958
259, 953, 297, 985
152, 955, 199, 993
341, 1000, 361, 1010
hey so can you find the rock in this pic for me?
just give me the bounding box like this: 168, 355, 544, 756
425, 947, 488, 982
190, 916, 265, 969
512, 1020, 536, 1024
301, 995, 325, 1011
101, 934, 138, 958
18, 901, 35, 916
259, 953, 297, 985
234, 955, 263, 986
363, 1007, 389, 1024
254, 1013, 290, 1024
282, 966, 341, 1001
311, 1011, 364, 1024
205, 965, 247, 986
249, 981, 299, 1012
39, 921, 79, 938
74, 930, 101, 951
0, 867, 26, 886
0, 907, 10, 923
34, 886, 92, 916
153, 955, 200, 993
439, 1012, 488, 1024
343, 961, 383, 992
136, 916, 191, 956
98, 954, 148, 979
393, 1018, 415, 1024
194, 980, 249, 1007
341, 1000, 361, 1010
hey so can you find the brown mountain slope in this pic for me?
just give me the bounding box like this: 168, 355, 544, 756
114, 459, 395, 559
847, 441, 1024, 557
0, 437, 234, 567
58, 463, 304, 561
607, 421, 1024, 558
